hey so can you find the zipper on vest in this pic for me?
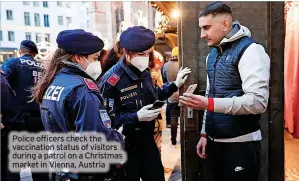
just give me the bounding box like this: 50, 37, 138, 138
213, 46, 222, 68
213, 46, 222, 96
211, 47, 222, 140
213, 55, 221, 97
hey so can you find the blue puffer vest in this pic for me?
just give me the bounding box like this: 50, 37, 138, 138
206, 36, 261, 139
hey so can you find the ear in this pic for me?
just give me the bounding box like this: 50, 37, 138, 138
73, 55, 82, 63
222, 18, 230, 32
125, 53, 131, 59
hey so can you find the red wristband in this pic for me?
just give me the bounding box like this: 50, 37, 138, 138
208, 98, 214, 111
200, 133, 206, 138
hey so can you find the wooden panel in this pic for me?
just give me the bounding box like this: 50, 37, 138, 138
178, 2, 201, 181
268, 2, 285, 181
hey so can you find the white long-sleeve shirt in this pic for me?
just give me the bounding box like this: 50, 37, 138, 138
201, 41, 270, 142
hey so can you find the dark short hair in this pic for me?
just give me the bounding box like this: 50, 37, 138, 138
20, 47, 35, 55
199, 1, 232, 17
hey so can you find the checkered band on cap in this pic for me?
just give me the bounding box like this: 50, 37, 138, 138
199, 1, 232, 17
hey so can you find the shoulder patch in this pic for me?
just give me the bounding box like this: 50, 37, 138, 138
100, 110, 111, 129
83, 78, 99, 91
107, 73, 120, 86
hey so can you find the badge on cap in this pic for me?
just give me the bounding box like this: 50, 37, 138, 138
107, 73, 120, 86
100, 110, 111, 129
83, 78, 99, 91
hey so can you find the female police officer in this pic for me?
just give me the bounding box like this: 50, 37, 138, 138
31, 29, 123, 181
99, 26, 191, 181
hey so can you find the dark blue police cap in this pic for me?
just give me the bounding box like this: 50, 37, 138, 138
120, 26, 155, 52
56, 29, 104, 55
20, 40, 38, 54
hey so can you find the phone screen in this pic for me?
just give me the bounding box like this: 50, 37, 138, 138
150, 101, 165, 110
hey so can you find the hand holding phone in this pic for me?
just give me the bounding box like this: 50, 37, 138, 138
178, 84, 197, 106
137, 104, 162, 122
149, 100, 165, 110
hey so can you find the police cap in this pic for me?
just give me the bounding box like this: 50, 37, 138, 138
20, 40, 38, 54
120, 26, 155, 52
56, 29, 104, 55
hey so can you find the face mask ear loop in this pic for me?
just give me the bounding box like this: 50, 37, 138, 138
83, 56, 91, 65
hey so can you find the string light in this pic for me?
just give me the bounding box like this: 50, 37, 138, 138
148, 2, 174, 33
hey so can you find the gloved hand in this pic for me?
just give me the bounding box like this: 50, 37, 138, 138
175, 67, 192, 87
137, 104, 162, 122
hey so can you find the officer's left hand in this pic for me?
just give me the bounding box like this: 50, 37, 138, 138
179, 93, 208, 110
175, 67, 192, 87
0, 123, 4, 129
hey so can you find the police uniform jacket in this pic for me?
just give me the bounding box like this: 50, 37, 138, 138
2, 54, 44, 113
98, 58, 178, 137
40, 61, 123, 141
0, 71, 24, 132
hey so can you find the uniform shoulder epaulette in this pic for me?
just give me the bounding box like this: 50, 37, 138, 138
107, 73, 120, 86
83, 78, 99, 91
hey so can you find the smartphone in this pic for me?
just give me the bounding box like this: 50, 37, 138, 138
150, 100, 165, 110
185, 84, 198, 94
178, 84, 198, 106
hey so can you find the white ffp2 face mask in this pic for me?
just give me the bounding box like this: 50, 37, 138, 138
84, 57, 102, 80
130, 56, 149, 72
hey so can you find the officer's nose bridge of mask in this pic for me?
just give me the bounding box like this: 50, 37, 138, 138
127, 48, 152, 58
126, 48, 152, 72
72, 51, 100, 66
68, 51, 101, 73
82, 51, 101, 64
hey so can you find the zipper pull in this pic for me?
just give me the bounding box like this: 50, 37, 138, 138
141, 82, 143, 88
214, 55, 221, 67
136, 100, 138, 108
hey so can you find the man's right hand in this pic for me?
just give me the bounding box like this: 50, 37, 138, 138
137, 104, 162, 122
196, 136, 207, 159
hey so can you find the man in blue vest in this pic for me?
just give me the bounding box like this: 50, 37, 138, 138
2, 40, 44, 132
179, 2, 270, 181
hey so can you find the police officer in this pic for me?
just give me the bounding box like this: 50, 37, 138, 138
2, 40, 44, 132
31, 29, 123, 181
1, 71, 25, 181
98, 26, 191, 181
